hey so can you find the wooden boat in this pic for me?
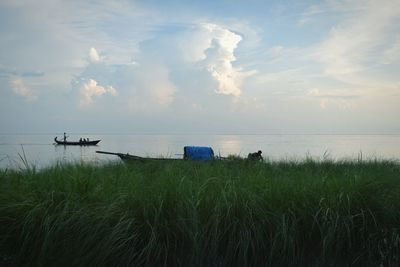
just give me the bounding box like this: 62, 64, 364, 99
54, 137, 100, 146
97, 147, 265, 163
96, 151, 180, 161
96, 147, 215, 162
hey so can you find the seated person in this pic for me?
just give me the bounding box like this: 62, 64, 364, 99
248, 150, 263, 161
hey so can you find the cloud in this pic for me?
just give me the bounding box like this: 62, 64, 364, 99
73, 22, 252, 114
10, 78, 36, 101
181, 23, 256, 97
202, 23, 257, 97
79, 79, 117, 107
298, 5, 325, 26
308, 88, 361, 99
0, 65, 44, 78
266, 46, 285, 58
21, 71, 45, 77
0, 66, 17, 78
381, 37, 400, 64
127, 64, 176, 110
89, 47, 102, 63
308, 88, 361, 109
148, 70, 176, 107
315, 0, 400, 80
75, 53, 176, 111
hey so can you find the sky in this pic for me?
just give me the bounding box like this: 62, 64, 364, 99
0, 0, 399, 134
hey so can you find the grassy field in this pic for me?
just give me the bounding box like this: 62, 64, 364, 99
1, 158, 400, 266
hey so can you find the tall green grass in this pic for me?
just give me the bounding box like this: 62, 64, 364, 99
1, 159, 400, 266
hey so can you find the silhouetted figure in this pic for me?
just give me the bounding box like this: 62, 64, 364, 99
248, 150, 263, 161
79, 138, 82, 143
63, 132, 67, 142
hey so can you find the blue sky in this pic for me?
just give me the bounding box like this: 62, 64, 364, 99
0, 0, 399, 134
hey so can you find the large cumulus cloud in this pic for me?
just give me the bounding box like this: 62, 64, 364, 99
73, 23, 254, 113
181, 23, 256, 97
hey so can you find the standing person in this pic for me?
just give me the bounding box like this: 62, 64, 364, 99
63, 132, 67, 142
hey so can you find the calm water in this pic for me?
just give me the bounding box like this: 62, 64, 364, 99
1, 134, 400, 169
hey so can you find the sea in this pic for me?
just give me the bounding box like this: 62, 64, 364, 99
1, 133, 400, 170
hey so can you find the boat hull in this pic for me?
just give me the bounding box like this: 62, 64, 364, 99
96, 150, 180, 161
55, 140, 100, 146
119, 154, 180, 162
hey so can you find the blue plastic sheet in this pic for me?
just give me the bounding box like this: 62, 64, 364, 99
183, 146, 214, 160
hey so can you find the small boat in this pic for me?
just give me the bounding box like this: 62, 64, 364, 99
54, 137, 100, 146
96, 146, 215, 161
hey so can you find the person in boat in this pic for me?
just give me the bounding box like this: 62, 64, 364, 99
79, 138, 83, 143
63, 132, 68, 142
248, 150, 263, 161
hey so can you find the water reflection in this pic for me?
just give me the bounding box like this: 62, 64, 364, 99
1, 134, 400, 169
214, 136, 243, 156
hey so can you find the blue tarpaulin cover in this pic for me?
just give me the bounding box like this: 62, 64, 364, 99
184, 146, 214, 160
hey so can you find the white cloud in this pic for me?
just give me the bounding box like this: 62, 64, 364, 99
126, 65, 176, 111
89, 47, 102, 63
145, 66, 176, 107
202, 23, 257, 97
315, 0, 400, 80
298, 5, 324, 26
308, 88, 361, 109
381, 37, 400, 64
308, 88, 361, 99
181, 23, 256, 97
267, 46, 285, 58
10, 78, 36, 101
80, 79, 117, 107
